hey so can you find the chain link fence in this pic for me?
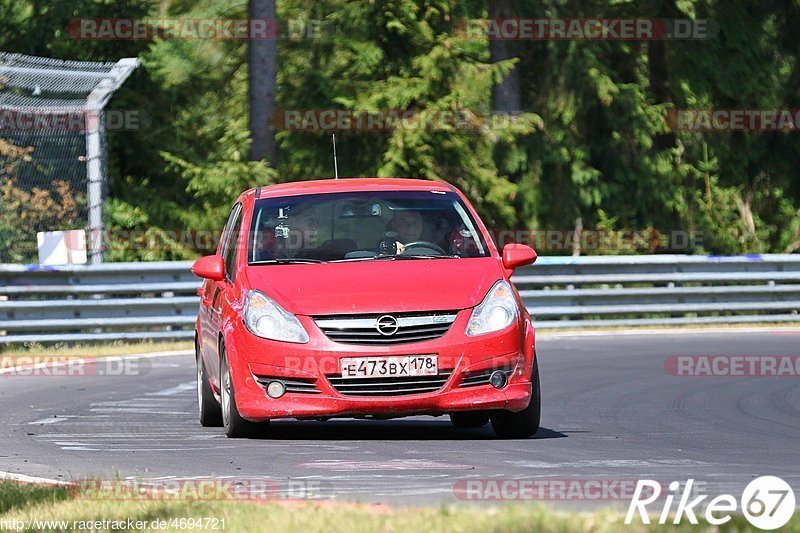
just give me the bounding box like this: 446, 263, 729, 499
0, 52, 137, 264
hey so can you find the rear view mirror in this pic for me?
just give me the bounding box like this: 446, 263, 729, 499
192, 255, 225, 281
339, 201, 381, 218
502, 244, 537, 270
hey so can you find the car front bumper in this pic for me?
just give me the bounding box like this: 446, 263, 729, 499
224, 310, 536, 422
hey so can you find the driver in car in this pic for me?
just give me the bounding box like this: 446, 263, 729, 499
387, 209, 424, 254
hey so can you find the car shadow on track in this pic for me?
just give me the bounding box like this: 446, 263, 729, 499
242, 419, 568, 441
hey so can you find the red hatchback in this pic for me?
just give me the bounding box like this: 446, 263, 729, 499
192, 178, 540, 438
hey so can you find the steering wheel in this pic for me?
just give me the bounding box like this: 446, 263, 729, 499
401, 241, 447, 255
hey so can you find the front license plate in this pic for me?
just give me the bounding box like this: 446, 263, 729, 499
340, 355, 438, 379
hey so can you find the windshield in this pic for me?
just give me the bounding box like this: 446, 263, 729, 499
248, 190, 489, 263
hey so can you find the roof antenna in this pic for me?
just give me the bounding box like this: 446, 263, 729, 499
332, 133, 339, 179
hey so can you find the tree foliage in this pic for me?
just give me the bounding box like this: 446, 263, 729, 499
1, 0, 798, 259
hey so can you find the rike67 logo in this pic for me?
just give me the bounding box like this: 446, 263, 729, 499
626, 476, 795, 530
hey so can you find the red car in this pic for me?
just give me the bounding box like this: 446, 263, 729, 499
192, 178, 540, 438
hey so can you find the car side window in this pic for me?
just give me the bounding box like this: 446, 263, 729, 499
218, 205, 238, 256
222, 203, 243, 282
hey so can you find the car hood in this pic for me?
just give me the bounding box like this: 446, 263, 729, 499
243, 257, 503, 316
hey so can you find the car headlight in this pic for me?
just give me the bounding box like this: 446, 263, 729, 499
244, 290, 309, 343
466, 280, 518, 336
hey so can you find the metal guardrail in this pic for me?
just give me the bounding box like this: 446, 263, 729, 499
522, 255, 800, 328
0, 255, 798, 344
0, 262, 198, 344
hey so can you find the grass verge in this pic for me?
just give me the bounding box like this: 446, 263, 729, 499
0, 482, 70, 516
1, 481, 798, 532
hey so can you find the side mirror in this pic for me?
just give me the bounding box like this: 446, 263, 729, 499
192, 255, 226, 281
502, 244, 537, 270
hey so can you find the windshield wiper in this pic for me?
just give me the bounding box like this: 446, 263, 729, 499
249, 258, 326, 265
328, 255, 396, 263
329, 254, 460, 263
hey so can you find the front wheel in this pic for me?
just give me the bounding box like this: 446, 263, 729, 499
220, 345, 269, 438
491, 356, 541, 439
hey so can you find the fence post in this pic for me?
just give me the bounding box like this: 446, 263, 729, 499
85, 105, 104, 264
84, 59, 139, 264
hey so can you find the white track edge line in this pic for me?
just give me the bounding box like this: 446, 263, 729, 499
0, 471, 73, 486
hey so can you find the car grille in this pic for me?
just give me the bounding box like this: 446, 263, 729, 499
457, 366, 514, 388
254, 375, 320, 394
326, 371, 453, 396
313, 312, 458, 345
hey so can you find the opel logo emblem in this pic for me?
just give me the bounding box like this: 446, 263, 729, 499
375, 315, 399, 336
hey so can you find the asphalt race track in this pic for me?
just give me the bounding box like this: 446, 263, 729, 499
1, 330, 799, 507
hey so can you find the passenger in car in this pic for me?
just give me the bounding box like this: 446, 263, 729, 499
254, 203, 320, 260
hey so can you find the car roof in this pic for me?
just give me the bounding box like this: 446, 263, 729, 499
247, 178, 455, 199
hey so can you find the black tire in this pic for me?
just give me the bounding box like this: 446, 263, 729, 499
449, 412, 490, 428
196, 340, 222, 427
220, 344, 269, 438
491, 356, 541, 439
